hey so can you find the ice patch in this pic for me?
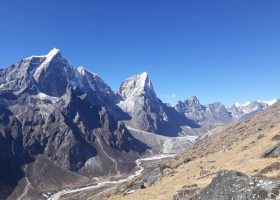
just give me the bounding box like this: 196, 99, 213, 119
37, 93, 59, 102
234, 102, 241, 107
260, 99, 277, 106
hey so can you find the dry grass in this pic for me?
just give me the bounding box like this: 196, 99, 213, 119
103, 102, 280, 200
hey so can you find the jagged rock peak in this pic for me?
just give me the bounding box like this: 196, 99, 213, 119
33, 48, 65, 82
45, 48, 61, 58
0, 48, 70, 96
176, 96, 203, 113
118, 72, 156, 100
175, 97, 232, 125
183, 96, 201, 107
75, 65, 118, 103
25, 48, 61, 61
76, 66, 97, 77
188, 96, 200, 103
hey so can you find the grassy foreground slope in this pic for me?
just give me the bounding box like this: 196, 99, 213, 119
108, 101, 280, 200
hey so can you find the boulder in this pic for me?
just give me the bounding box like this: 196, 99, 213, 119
174, 170, 280, 200
262, 143, 280, 158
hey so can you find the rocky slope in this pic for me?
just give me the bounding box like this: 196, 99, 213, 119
173, 170, 280, 200
175, 96, 232, 126
0, 48, 278, 200
175, 96, 234, 136
118, 72, 197, 137
106, 101, 280, 200
126, 126, 195, 154
0, 49, 149, 199
0, 105, 24, 200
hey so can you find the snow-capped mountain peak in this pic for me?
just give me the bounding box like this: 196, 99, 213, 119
23, 48, 60, 60
257, 99, 277, 106
33, 48, 63, 81
47, 47, 60, 57
234, 101, 251, 108
140, 71, 148, 78
76, 66, 86, 76
76, 66, 98, 77
234, 99, 277, 109
0, 48, 69, 96
118, 72, 156, 100
234, 102, 241, 107
229, 99, 278, 119
0, 48, 120, 100
75, 66, 117, 102
117, 72, 157, 114
135, 71, 150, 88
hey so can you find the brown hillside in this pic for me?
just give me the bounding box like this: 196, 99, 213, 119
107, 101, 280, 200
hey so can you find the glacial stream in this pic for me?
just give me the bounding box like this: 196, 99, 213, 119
47, 154, 175, 200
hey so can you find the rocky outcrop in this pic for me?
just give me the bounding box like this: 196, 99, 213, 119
262, 143, 280, 158
124, 167, 163, 194
174, 170, 280, 200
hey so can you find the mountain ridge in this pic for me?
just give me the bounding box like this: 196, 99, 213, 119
0, 48, 278, 200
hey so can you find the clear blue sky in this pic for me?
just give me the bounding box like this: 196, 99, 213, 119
1, 0, 280, 106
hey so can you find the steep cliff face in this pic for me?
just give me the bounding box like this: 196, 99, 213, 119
0, 49, 149, 197
175, 96, 232, 126
0, 105, 24, 200
118, 72, 196, 137
2, 48, 276, 200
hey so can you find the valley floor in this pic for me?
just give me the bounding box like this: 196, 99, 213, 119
46, 154, 175, 200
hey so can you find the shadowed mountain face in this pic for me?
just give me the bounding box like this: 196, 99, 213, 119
175, 96, 232, 126
0, 105, 24, 200
1, 49, 276, 199
0, 49, 149, 197
117, 73, 198, 137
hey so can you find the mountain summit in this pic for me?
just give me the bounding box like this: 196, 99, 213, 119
118, 72, 157, 113
118, 72, 196, 136
175, 96, 232, 126
228, 100, 277, 119
118, 72, 156, 99
0, 48, 75, 96
0, 49, 278, 200
0, 49, 149, 198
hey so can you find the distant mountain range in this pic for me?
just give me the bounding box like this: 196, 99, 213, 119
176, 96, 277, 126
0, 48, 277, 199
228, 99, 277, 119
